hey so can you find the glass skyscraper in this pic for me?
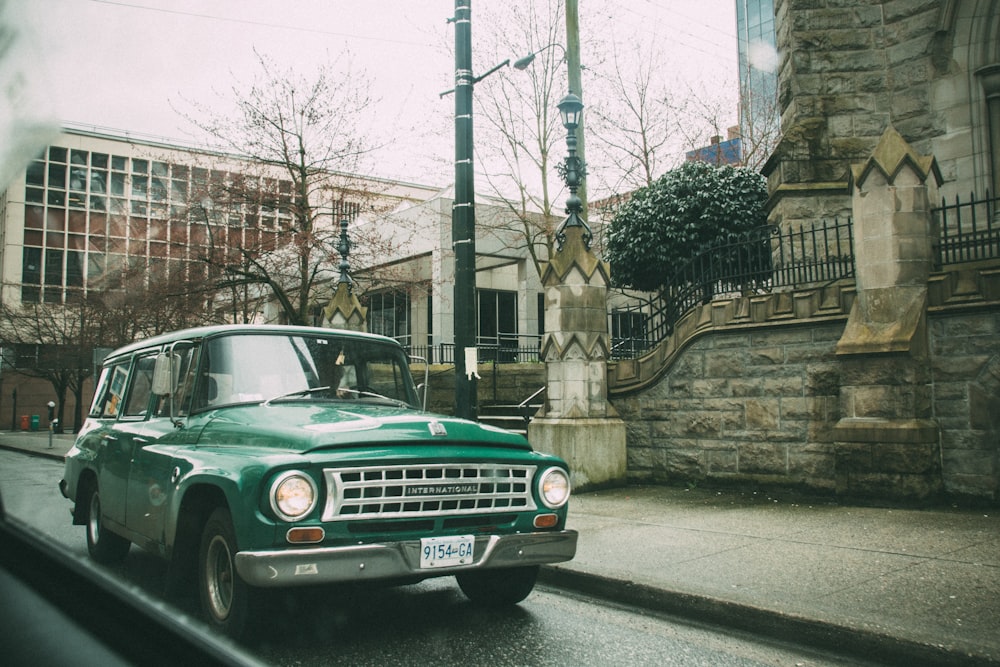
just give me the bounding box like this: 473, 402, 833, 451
735, 0, 779, 166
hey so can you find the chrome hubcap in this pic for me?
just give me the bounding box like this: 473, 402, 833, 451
205, 534, 233, 620
87, 491, 101, 545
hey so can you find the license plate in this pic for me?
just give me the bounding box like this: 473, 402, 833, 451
420, 535, 475, 569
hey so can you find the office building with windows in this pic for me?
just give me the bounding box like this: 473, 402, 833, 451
0, 125, 572, 421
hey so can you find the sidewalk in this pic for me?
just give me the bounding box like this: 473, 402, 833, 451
3, 430, 998, 665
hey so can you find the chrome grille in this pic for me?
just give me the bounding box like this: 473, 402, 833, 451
321, 463, 537, 521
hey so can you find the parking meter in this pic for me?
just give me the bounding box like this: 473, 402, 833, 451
47, 401, 56, 448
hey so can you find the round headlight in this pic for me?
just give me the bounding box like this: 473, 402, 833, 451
537, 467, 571, 509
270, 471, 318, 522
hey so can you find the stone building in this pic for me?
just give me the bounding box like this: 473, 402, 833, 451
765, 0, 998, 222
608, 1, 1000, 503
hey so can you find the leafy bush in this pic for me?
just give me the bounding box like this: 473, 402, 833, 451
604, 161, 768, 293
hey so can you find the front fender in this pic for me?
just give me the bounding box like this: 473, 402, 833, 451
164, 454, 279, 552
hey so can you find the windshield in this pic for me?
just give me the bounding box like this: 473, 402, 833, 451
193, 333, 419, 410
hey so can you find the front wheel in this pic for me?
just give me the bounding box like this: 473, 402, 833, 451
82, 482, 130, 565
198, 507, 259, 640
456, 565, 539, 606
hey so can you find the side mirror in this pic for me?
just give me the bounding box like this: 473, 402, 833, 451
152, 353, 179, 395
409, 355, 429, 411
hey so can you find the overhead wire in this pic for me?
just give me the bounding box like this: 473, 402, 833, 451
87, 0, 436, 49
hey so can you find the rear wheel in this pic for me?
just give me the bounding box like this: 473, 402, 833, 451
82, 481, 130, 565
198, 507, 258, 640
456, 565, 539, 606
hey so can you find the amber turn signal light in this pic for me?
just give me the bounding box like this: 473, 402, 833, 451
533, 513, 559, 529
286, 527, 325, 544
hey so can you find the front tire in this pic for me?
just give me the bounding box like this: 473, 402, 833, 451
456, 565, 539, 606
82, 481, 130, 565
198, 507, 258, 640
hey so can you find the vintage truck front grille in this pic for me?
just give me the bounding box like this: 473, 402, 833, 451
321, 463, 538, 521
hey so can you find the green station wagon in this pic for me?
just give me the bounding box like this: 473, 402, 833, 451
59, 324, 577, 638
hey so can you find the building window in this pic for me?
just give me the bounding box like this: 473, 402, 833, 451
478, 289, 517, 361
367, 290, 410, 342
17, 143, 294, 304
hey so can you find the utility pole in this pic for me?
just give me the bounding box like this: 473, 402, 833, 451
452, 0, 478, 421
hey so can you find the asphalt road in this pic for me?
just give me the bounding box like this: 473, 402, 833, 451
1, 450, 879, 667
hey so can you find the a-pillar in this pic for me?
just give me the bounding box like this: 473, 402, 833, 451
528, 225, 626, 491
832, 126, 943, 501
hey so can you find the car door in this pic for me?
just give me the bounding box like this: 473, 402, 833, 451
126, 343, 199, 547
87, 357, 136, 531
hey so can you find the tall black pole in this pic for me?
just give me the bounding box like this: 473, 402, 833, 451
453, 0, 477, 420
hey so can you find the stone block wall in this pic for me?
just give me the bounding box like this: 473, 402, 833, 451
419, 362, 545, 416
612, 323, 844, 494
930, 311, 1000, 500
610, 304, 1000, 503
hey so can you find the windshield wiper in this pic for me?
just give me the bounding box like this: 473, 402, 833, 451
343, 388, 408, 408
263, 386, 331, 406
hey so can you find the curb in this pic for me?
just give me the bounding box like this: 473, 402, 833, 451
0, 443, 67, 463
538, 566, 1000, 667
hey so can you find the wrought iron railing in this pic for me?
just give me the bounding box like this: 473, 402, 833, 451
401, 192, 1000, 366
609, 219, 856, 359
934, 191, 999, 266
404, 333, 541, 365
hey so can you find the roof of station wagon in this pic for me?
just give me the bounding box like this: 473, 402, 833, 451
104, 324, 402, 361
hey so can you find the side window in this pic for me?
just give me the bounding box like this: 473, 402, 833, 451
122, 354, 156, 418
88, 365, 112, 418
92, 361, 130, 418
88, 367, 110, 418
154, 343, 200, 418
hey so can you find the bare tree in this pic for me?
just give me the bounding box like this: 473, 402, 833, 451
0, 265, 215, 432
655, 72, 779, 173
736, 77, 781, 172
0, 301, 94, 433
586, 39, 677, 192
179, 50, 391, 325
472, 0, 566, 278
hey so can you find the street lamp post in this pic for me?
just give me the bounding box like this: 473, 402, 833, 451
512, 43, 565, 71
555, 93, 591, 251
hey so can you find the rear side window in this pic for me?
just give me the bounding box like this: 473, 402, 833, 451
89, 360, 130, 418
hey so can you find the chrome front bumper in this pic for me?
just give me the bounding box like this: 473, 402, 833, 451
234, 530, 578, 588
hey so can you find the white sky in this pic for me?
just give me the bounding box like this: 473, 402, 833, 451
26, 0, 738, 188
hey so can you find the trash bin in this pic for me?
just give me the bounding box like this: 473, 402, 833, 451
30, 415, 40, 431
20, 415, 29, 431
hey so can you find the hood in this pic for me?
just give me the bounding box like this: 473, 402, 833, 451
192, 402, 531, 452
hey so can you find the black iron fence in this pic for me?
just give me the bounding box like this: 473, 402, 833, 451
609, 219, 856, 359
404, 333, 541, 365
401, 193, 999, 365
933, 191, 999, 266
